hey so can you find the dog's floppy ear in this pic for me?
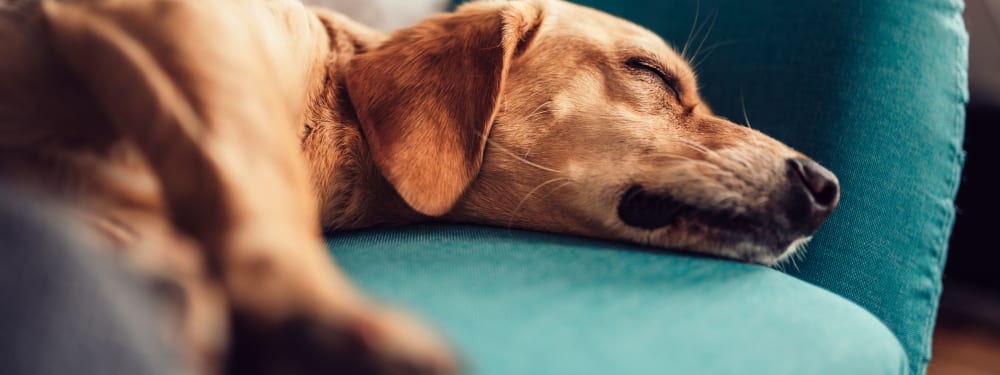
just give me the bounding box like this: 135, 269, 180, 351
346, 1, 545, 216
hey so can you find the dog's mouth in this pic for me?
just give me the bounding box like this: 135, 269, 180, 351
614, 158, 838, 264
616, 184, 827, 263
617, 185, 776, 234
616, 186, 688, 230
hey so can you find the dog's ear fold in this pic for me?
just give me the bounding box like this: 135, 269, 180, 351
346, 1, 545, 216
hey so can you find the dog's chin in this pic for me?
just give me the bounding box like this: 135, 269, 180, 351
644, 233, 811, 266
736, 235, 813, 266
617, 185, 812, 265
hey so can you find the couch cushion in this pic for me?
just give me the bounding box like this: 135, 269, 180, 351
328, 225, 908, 375
453, 1, 967, 373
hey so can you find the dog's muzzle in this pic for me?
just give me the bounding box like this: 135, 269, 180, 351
616, 158, 840, 249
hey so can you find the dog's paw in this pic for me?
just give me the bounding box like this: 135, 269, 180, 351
227, 305, 459, 375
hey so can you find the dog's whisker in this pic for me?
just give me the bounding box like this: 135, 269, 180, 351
523, 100, 552, 121
690, 40, 738, 72
772, 239, 811, 271
773, 261, 787, 272
503, 101, 551, 160
740, 92, 754, 129
641, 229, 654, 247
680, 0, 702, 60
506, 177, 572, 228
691, 8, 719, 59
642, 152, 708, 165
645, 150, 766, 195
730, 152, 755, 171
522, 132, 552, 160
523, 139, 542, 160
658, 138, 717, 158
689, 8, 720, 67
715, 153, 755, 182
788, 253, 801, 272
538, 180, 576, 208
482, 136, 562, 174
524, 108, 552, 121
686, 3, 713, 62
795, 248, 809, 267
522, 110, 554, 130
643, 152, 740, 182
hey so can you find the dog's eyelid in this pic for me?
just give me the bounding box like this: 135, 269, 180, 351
625, 57, 683, 103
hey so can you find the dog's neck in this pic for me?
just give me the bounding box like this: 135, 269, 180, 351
302, 84, 422, 231
301, 11, 423, 231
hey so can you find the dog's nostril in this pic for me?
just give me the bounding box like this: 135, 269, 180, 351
788, 158, 840, 210
811, 180, 839, 208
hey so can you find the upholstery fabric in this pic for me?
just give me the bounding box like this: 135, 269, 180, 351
558, 1, 966, 373
339, 0, 968, 373
329, 225, 908, 375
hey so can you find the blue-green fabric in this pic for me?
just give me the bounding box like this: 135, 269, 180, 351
329, 225, 908, 375
550, 1, 967, 374
348, 0, 968, 375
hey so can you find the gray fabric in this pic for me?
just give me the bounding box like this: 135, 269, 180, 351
0, 191, 182, 375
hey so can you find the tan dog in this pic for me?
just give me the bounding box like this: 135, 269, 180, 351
0, 0, 839, 374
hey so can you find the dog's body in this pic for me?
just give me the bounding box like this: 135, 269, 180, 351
0, 0, 840, 373
1, 1, 445, 373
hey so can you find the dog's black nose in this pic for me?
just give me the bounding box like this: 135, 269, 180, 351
787, 158, 840, 231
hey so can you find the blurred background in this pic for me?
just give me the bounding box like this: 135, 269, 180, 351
932, 0, 1000, 374
306, 0, 447, 31
315, 0, 999, 373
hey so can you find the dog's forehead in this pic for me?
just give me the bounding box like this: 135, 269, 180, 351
545, 1, 675, 55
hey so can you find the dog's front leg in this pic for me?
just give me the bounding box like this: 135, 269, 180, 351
40, 0, 455, 373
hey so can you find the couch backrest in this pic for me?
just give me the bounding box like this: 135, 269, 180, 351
558, 1, 968, 374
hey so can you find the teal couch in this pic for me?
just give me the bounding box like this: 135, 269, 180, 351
327, 1, 968, 374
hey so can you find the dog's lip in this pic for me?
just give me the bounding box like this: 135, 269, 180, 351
616, 185, 807, 255
616, 185, 685, 229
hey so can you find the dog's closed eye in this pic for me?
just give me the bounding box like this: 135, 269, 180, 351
625, 57, 682, 103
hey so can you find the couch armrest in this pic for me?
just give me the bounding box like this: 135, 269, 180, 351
565, 1, 968, 373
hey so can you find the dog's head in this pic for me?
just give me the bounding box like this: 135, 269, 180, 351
346, 0, 839, 265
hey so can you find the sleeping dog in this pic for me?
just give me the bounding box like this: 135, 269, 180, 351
0, 0, 839, 373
